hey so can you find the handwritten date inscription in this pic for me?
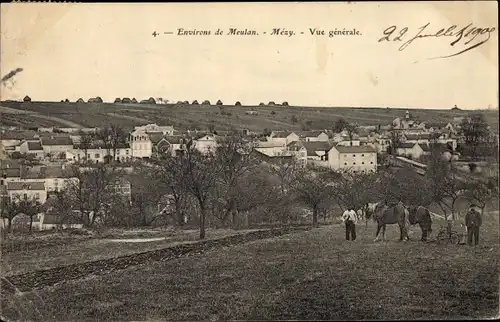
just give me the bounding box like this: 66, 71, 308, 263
379, 23, 496, 59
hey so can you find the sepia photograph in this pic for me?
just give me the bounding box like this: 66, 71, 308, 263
0, 1, 498, 321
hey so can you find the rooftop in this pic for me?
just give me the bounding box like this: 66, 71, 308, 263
398, 142, 417, 149
41, 136, 73, 146
334, 145, 377, 154
1, 168, 21, 178
302, 141, 333, 156
27, 141, 43, 151
6, 181, 45, 191
405, 133, 432, 140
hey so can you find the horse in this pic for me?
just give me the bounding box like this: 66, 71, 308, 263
363, 203, 378, 223
356, 208, 365, 223
372, 201, 410, 242
407, 206, 433, 241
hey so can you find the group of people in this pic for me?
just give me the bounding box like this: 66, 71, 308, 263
340, 204, 484, 246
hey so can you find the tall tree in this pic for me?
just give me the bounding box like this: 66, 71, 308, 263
96, 124, 128, 163
291, 169, 333, 227
0, 196, 23, 233
109, 124, 129, 162
333, 118, 358, 145
128, 166, 167, 226
388, 131, 403, 155
155, 156, 189, 226
44, 189, 77, 227
65, 164, 123, 226
181, 147, 219, 239
425, 150, 465, 220
333, 171, 379, 212
464, 180, 499, 215
460, 113, 490, 159
214, 133, 259, 228
78, 132, 95, 164
17, 198, 44, 232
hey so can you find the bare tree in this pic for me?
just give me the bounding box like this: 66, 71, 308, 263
291, 169, 333, 227
332, 171, 379, 212
460, 113, 490, 159
78, 132, 95, 164
154, 155, 190, 226
44, 189, 77, 227
65, 164, 123, 226
213, 133, 260, 228
127, 166, 167, 226
0, 197, 23, 233
109, 124, 128, 162
17, 198, 44, 232
425, 150, 465, 220
389, 131, 403, 155
180, 147, 219, 239
464, 180, 499, 215
333, 118, 358, 145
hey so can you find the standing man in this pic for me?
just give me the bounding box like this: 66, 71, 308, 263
465, 204, 482, 246
341, 207, 358, 241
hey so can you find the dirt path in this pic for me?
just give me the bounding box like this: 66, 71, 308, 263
0, 105, 83, 128
29, 114, 82, 128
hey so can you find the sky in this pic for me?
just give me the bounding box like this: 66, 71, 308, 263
0, 2, 498, 109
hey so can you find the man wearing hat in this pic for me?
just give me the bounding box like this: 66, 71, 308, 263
465, 204, 482, 246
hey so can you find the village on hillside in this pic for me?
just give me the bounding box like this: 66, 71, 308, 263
1, 106, 498, 232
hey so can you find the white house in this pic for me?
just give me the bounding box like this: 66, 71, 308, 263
374, 137, 391, 153
155, 136, 188, 156
267, 131, 300, 146
396, 143, 425, 160
69, 142, 132, 163
192, 134, 218, 154
41, 136, 74, 156
18, 141, 44, 159
6, 181, 47, 204
134, 124, 174, 136
253, 147, 307, 168
327, 145, 377, 173
0, 131, 35, 149
296, 131, 330, 142
2, 164, 78, 194
130, 129, 153, 158
295, 141, 333, 168
38, 214, 84, 231
10, 213, 84, 231
402, 133, 432, 145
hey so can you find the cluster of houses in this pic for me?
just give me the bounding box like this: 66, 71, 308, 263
1, 111, 488, 231
0, 159, 132, 231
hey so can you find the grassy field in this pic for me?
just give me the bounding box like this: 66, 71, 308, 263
1, 211, 498, 321
2, 101, 498, 132
0, 228, 263, 276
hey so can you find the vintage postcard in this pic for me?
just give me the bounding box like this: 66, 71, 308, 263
0, 1, 498, 321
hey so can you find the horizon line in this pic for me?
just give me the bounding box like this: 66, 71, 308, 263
1, 99, 498, 112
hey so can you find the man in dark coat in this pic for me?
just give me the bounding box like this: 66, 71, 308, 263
465, 204, 482, 246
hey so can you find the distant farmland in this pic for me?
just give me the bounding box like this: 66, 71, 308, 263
1, 101, 498, 132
